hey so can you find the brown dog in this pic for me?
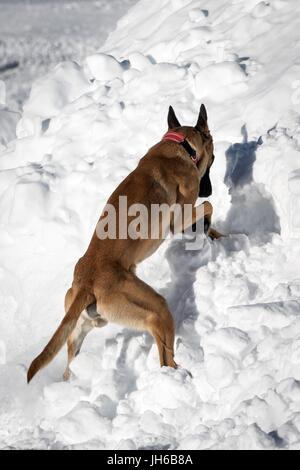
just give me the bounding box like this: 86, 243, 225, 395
27, 104, 221, 383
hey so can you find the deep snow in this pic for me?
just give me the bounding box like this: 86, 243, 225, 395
1, 0, 300, 450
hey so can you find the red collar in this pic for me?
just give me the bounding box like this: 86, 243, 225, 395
162, 131, 199, 165
162, 131, 185, 143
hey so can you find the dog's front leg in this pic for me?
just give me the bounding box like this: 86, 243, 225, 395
201, 207, 225, 240
173, 201, 213, 234
174, 202, 224, 240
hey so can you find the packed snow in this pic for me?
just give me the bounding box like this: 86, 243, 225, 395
1, 0, 300, 450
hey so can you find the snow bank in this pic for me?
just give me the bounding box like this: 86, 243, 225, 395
1, 0, 300, 450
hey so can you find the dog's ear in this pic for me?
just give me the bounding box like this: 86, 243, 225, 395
195, 104, 208, 132
199, 167, 212, 197
168, 106, 181, 129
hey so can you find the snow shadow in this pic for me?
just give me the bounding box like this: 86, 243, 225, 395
223, 125, 280, 241
224, 125, 261, 187
163, 238, 212, 330
163, 232, 250, 334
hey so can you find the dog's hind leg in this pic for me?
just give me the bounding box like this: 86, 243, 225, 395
95, 271, 177, 368
63, 303, 107, 381
28, 288, 95, 383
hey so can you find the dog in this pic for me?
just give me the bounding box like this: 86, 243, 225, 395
27, 104, 222, 383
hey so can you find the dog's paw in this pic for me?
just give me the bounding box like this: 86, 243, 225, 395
63, 368, 71, 381
208, 228, 225, 240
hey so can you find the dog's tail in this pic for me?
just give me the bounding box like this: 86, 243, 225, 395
27, 290, 93, 383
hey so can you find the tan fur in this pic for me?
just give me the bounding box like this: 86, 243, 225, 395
27, 110, 221, 383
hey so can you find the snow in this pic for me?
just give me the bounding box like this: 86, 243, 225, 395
0, 81, 6, 106
85, 53, 126, 81
23, 61, 92, 120
1, 0, 300, 451
194, 61, 248, 102
0, 0, 136, 111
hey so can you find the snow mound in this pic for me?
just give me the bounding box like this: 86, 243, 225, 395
85, 53, 125, 81
22, 61, 92, 122
194, 62, 247, 102
1, 0, 300, 450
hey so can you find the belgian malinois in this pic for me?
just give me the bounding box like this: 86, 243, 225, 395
27, 104, 221, 383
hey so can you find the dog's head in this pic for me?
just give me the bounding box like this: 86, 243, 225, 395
167, 104, 214, 197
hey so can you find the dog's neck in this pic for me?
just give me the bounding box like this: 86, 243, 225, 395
162, 131, 199, 165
